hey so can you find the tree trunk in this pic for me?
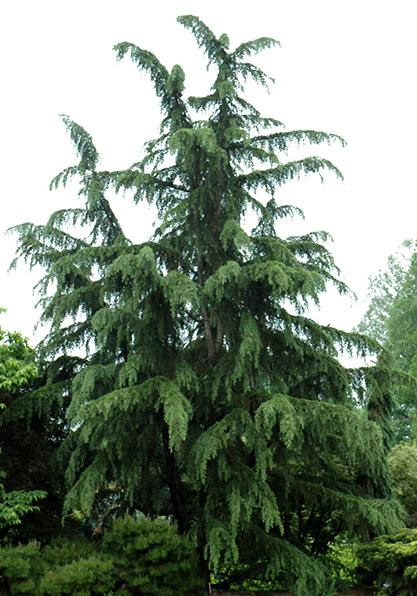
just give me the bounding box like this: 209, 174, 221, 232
162, 425, 189, 533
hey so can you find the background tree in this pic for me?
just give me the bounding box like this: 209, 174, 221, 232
388, 442, 417, 524
12, 15, 402, 595
0, 308, 38, 398
357, 241, 416, 344
0, 312, 46, 539
358, 242, 417, 442
0, 308, 80, 543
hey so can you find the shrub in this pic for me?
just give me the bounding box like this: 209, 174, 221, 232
357, 528, 417, 595
0, 457, 46, 538
42, 536, 96, 566
39, 555, 116, 596
0, 517, 203, 595
102, 516, 204, 595
327, 540, 359, 594
0, 537, 100, 595
0, 541, 45, 594
389, 442, 417, 522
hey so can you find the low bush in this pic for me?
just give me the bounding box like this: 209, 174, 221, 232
39, 555, 116, 596
389, 442, 417, 524
0, 517, 204, 595
41, 536, 96, 566
0, 537, 98, 595
102, 516, 204, 595
327, 540, 359, 594
0, 541, 44, 594
357, 528, 417, 595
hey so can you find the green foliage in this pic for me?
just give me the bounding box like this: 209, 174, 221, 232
0, 541, 44, 594
358, 241, 417, 345
11, 14, 402, 595
357, 528, 417, 595
0, 469, 46, 533
388, 254, 417, 377
0, 418, 63, 544
0, 311, 38, 395
389, 442, 417, 520
0, 518, 202, 595
102, 516, 204, 595
41, 536, 96, 565
39, 556, 115, 596
0, 316, 46, 538
327, 540, 360, 594
0, 537, 99, 595
358, 241, 417, 442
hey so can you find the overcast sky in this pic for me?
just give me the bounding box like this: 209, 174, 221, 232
1, 0, 416, 342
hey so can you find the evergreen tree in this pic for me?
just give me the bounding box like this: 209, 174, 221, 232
12, 16, 401, 595
389, 441, 417, 523
358, 242, 417, 442
358, 240, 417, 345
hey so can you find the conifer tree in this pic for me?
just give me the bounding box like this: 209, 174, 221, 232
12, 16, 402, 595
359, 242, 417, 442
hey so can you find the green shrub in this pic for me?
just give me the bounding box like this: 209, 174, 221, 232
357, 528, 417, 595
0, 460, 46, 537
39, 555, 116, 596
102, 516, 204, 595
0, 537, 101, 595
327, 540, 359, 593
0, 517, 203, 595
42, 536, 96, 566
389, 442, 417, 521
0, 541, 45, 594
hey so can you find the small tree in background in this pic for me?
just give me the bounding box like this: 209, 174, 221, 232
389, 442, 417, 524
0, 313, 46, 537
0, 465, 46, 537
12, 15, 402, 595
0, 308, 38, 398
358, 242, 417, 442
357, 241, 417, 345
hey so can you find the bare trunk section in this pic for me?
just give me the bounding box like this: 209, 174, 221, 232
194, 205, 216, 365
215, 316, 223, 354
162, 425, 189, 534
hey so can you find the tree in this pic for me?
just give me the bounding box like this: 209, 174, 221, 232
0, 462, 45, 536
0, 310, 74, 543
357, 241, 416, 345
12, 16, 401, 595
0, 308, 38, 398
358, 242, 417, 442
388, 442, 417, 522
387, 253, 417, 375
0, 312, 46, 537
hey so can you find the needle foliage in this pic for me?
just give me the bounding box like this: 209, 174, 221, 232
12, 16, 401, 595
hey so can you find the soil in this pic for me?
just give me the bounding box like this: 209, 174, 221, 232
335, 591, 372, 596
212, 590, 372, 596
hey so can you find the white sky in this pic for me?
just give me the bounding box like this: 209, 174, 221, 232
1, 0, 416, 343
